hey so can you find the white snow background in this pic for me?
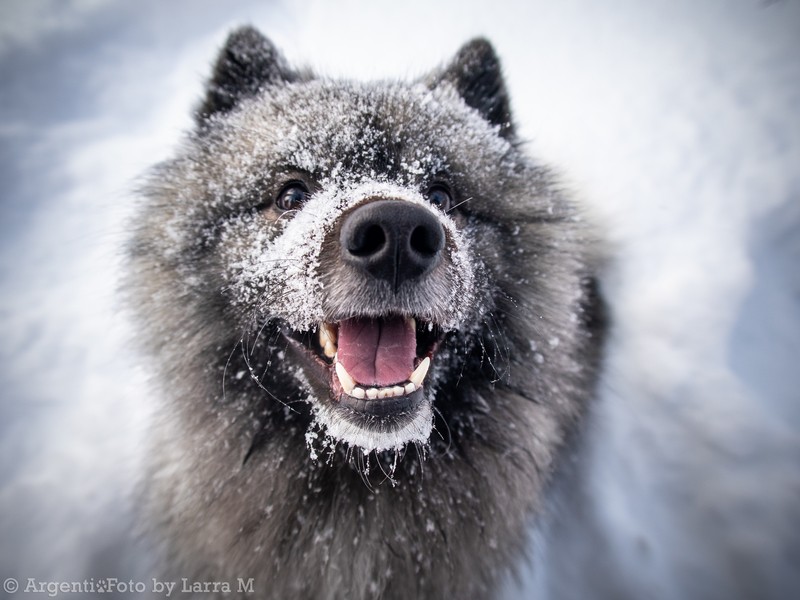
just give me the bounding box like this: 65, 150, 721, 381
1, 0, 798, 598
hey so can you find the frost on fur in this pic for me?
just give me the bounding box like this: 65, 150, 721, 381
223, 180, 477, 332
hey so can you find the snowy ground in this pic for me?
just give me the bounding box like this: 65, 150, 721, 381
1, 0, 798, 598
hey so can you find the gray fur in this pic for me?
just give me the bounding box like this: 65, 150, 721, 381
127, 27, 604, 599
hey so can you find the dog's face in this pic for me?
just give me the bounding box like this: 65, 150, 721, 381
132, 28, 598, 476
206, 82, 513, 453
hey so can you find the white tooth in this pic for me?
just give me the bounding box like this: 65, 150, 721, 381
350, 387, 366, 399
335, 362, 356, 394
366, 388, 378, 400
404, 382, 416, 395
320, 324, 338, 358
319, 326, 328, 348
320, 322, 337, 345
378, 388, 391, 399
409, 356, 431, 387
392, 386, 405, 397
408, 317, 416, 331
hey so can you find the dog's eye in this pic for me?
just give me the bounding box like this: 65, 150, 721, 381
275, 181, 310, 211
426, 185, 452, 212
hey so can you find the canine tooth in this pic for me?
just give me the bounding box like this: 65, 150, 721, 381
319, 322, 337, 345
366, 388, 378, 400
318, 326, 327, 348
408, 317, 416, 330
350, 387, 366, 399
404, 382, 416, 395
335, 362, 356, 394
409, 357, 431, 387
392, 386, 405, 397
320, 324, 338, 358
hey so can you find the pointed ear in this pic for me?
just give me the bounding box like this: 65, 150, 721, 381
197, 26, 299, 122
433, 38, 514, 138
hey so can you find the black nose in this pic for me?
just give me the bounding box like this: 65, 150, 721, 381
340, 200, 445, 289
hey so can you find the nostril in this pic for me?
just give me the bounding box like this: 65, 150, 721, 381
348, 224, 386, 257
409, 225, 443, 258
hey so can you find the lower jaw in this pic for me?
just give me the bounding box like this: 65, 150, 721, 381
338, 387, 425, 417
310, 392, 434, 453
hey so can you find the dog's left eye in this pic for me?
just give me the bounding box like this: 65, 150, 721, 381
275, 181, 310, 211
426, 185, 452, 212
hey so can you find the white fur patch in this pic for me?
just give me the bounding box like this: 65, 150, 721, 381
309, 397, 434, 454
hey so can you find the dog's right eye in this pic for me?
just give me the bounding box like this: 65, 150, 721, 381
275, 181, 310, 211
425, 184, 453, 212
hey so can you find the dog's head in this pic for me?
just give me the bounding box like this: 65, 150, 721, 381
131, 27, 599, 469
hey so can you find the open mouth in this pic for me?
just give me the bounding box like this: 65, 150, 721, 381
283, 315, 444, 418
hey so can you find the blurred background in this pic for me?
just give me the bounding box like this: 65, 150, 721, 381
1, 0, 798, 598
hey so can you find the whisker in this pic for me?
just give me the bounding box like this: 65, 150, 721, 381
356, 451, 374, 491
447, 196, 473, 213
240, 344, 299, 413
431, 405, 452, 457
375, 450, 396, 486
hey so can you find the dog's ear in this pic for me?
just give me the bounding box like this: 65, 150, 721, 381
434, 38, 514, 138
197, 26, 301, 123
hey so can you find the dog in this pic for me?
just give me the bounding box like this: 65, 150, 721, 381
127, 26, 604, 599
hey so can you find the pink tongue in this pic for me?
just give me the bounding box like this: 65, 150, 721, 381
337, 317, 416, 387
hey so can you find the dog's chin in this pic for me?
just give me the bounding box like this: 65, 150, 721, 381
312, 392, 434, 453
